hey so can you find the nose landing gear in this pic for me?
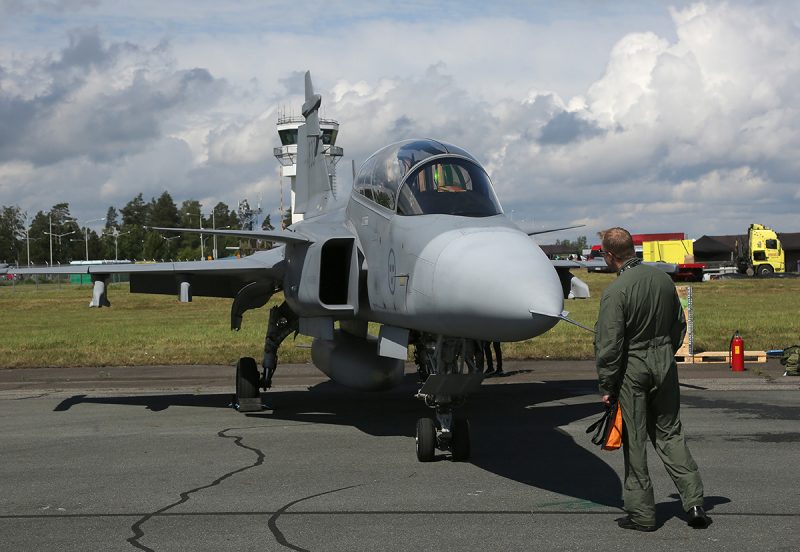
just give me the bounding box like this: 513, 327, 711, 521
413, 334, 483, 462
415, 382, 480, 462
415, 412, 472, 462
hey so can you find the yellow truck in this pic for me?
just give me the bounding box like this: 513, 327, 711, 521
737, 223, 785, 275
642, 239, 705, 281
643, 239, 695, 264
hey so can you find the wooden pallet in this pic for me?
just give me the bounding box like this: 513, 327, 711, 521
676, 351, 767, 364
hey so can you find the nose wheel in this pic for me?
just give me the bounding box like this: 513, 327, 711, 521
416, 418, 436, 462
414, 414, 472, 462
415, 372, 482, 462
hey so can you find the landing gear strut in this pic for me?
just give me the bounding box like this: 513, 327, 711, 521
261, 301, 298, 388
413, 334, 483, 462
234, 301, 298, 413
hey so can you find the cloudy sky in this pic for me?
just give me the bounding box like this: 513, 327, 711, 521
1, 0, 798, 240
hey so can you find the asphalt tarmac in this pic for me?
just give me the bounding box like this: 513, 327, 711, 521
1, 360, 798, 552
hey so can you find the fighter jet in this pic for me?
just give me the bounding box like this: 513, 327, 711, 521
4, 72, 589, 462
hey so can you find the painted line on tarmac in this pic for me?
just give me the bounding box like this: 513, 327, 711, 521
2, 510, 798, 518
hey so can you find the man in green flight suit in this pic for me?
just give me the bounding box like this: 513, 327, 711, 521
594, 227, 711, 531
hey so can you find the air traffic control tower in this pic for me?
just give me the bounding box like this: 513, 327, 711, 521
273, 114, 343, 225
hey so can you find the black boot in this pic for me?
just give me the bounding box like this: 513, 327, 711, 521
686, 506, 711, 528
615, 516, 655, 532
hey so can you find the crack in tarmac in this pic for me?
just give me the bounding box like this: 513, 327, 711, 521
127, 426, 265, 552
125, 422, 359, 552
268, 485, 362, 552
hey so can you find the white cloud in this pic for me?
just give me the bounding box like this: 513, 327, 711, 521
207, 109, 278, 165
0, 1, 799, 239
671, 167, 768, 202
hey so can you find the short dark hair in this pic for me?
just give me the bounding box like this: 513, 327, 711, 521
600, 227, 635, 260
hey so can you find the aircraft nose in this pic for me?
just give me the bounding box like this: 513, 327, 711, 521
427, 230, 563, 341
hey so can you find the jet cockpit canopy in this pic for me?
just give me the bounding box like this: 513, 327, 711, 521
354, 139, 503, 217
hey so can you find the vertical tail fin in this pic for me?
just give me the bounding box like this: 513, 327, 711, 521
295, 71, 332, 218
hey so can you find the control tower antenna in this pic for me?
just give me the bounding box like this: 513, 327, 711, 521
273, 110, 343, 225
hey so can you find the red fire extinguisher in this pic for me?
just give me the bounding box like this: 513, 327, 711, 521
730, 330, 745, 372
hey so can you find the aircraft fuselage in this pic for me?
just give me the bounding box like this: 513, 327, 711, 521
346, 195, 563, 342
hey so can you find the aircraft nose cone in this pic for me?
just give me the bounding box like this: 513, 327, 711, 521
428, 230, 563, 341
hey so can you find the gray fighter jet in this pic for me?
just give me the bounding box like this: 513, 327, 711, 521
3, 72, 589, 462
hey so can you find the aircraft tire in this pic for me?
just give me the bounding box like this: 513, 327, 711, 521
236, 357, 260, 400
451, 419, 471, 462
416, 418, 436, 462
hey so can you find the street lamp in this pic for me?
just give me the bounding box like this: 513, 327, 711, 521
43, 227, 75, 266
212, 223, 231, 260
19, 221, 34, 266
103, 228, 130, 261
77, 218, 105, 261
212, 210, 217, 260
185, 212, 205, 260
161, 234, 180, 260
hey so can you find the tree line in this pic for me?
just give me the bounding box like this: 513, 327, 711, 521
0, 192, 290, 266
554, 236, 589, 253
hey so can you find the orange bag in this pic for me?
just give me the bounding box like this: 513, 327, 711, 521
587, 400, 623, 451
603, 402, 623, 450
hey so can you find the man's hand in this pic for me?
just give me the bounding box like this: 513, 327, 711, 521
602, 394, 612, 407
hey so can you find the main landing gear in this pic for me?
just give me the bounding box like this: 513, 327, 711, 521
234, 301, 299, 413
234, 356, 262, 412
413, 334, 484, 462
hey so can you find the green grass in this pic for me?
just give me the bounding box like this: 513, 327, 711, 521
1, 273, 798, 368
690, 277, 800, 353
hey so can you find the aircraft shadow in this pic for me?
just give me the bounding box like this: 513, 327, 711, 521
461, 379, 624, 509
53, 376, 625, 508
52, 376, 732, 518
53, 392, 232, 412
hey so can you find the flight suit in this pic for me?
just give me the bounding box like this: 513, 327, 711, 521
595, 258, 704, 527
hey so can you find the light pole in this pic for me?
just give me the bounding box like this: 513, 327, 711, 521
20, 226, 33, 266
18, 214, 33, 266
78, 218, 105, 261
185, 212, 205, 260
211, 208, 232, 259
44, 227, 75, 265
46, 215, 78, 266
161, 234, 180, 260
48, 215, 52, 266
103, 228, 130, 261
199, 213, 204, 260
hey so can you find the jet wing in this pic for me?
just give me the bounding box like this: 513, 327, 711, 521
550, 259, 588, 268
550, 259, 678, 273
150, 226, 311, 245
4, 248, 286, 300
